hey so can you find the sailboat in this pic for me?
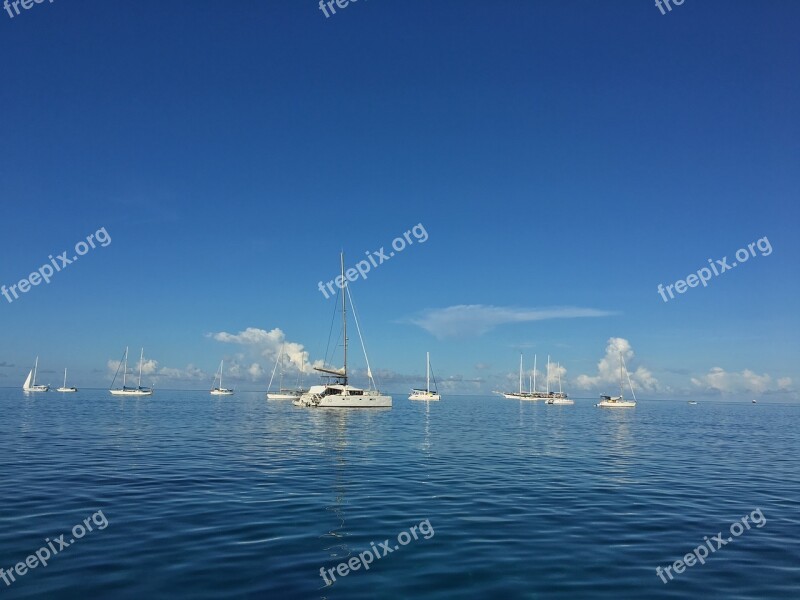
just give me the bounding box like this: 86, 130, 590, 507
596, 352, 636, 408
293, 253, 392, 408
210, 360, 234, 395
22, 356, 49, 392
546, 361, 573, 405
409, 352, 440, 401
109, 347, 154, 396
56, 368, 78, 393
266, 345, 307, 400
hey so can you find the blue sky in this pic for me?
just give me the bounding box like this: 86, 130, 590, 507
0, 0, 797, 400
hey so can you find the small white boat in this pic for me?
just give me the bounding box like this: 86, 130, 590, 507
596, 352, 636, 408
56, 368, 78, 393
109, 347, 154, 396
409, 352, 440, 401
23, 356, 50, 392
294, 253, 391, 409
267, 345, 307, 399
210, 360, 234, 395
688, 400, 698, 405
752, 399, 757, 404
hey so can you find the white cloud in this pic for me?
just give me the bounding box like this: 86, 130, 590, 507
408, 305, 615, 339
209, 327, 319, 382
691, 368, 793, 395
575, 337, 658, 392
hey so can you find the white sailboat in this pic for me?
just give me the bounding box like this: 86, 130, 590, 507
499, 354, 550, 400
546, 361, 573, 405
210, 360, 234, 395
294, 253, 391, 408
56, 368, 78, 393
109, 347, 154, 396
22, 356, 49, 392
409, 352, 440, 401
596, 352, 636, 408
266, 345, 307, 400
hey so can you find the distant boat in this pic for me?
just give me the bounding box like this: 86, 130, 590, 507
109, 347, 153, 396
266, 344, 307, 400
596, 352, 636, 408
409, 352, 440, 401
56, 368, 78, 393
500, 354, 549, 400
752, 399, 757, 404
293, 253, 391, 408
546, 361, 573, 405
688, 400, 698, 405
210, 360, 234, 395
22, 356, 49, 392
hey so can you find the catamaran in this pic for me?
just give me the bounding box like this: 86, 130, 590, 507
56, 368, 78, 393
293, 254, 391, 408
266, 345, 307, 400
109, 347, 154, 396
210, 360, 234, 395
596, 352, 636, 408
409, 352, 440, 401
22, 356, 49, 392
546, 361, 573, 404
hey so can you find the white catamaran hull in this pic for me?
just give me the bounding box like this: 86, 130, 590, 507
294, 393, 392, 408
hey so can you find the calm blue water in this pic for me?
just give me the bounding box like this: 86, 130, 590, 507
0, 390, 798, 599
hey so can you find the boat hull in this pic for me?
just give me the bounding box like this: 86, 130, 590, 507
596, 401, 636, 408
547, 399, 574, 405
267, 392, 303, 400
56, 388, 78, 393
23, 386, 50, 392
110, 389, 153, 397
295, 393, 392, 408
210, 389, 234, 396
409, 393, 440, 401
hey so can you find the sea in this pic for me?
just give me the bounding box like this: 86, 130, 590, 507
0, 390, 798, 599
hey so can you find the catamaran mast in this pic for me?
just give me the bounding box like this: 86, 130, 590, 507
341, 253, 347, 385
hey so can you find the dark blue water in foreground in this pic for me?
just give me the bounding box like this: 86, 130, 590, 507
0, 390, 798, 599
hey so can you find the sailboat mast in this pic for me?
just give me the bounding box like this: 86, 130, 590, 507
64, 368, 67, 388
341, 253, 347, 384
219, 360, 223, 388
619, 352, 624, 398
533, 354, 537, 392
138, 348, 144, 388
546, 355, 550, 394
519, 353, 523, 394
33, 356, 39, 386
123, 347, 128, 388
426, 352, 430, 393
558, 362, 562, 394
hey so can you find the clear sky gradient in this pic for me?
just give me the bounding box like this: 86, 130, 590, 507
1, 1, 798, 399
